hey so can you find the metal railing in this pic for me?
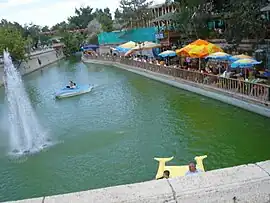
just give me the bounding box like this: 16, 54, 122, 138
83, 55, 270, 105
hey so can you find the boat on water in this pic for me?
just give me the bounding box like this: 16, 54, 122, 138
154, 155, 207, 179
55, 84, 94, 98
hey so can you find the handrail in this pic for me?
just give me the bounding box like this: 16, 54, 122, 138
83, 55, 270, 106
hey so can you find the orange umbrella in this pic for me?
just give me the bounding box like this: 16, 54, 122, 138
176, 39, 223, 58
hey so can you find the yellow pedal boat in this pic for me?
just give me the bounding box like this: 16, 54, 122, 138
154, 155, 207, 179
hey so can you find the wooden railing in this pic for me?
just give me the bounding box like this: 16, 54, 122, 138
83, 55, 270, 106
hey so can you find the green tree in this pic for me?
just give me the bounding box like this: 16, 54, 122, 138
0, 19, 25, 36
174, 0, 268, 43
94, 8, 113, 32
173, 0, 210, 39
68, 6, 94, 29
39, 34, 51, 45
223, 0, 268, 43
114, 8, 122, 21
117, 0, 153, 28
51, 21, 68, 31
61, 32, 85, 56
41, 26, 50, 32
23, 23, 42, 48
0, 19, 40, 51
211, 0, 230, 12
0, 26, 27, 61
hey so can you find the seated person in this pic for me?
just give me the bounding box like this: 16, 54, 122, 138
67, 81, 76, 89
72, 82, 76, 88
185, 162, 202, 176
157, 170, 170, 179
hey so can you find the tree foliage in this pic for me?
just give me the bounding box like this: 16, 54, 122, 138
68, 6, 94, 29
173, 0, 268, 43
0, 26, 27, 61
0, 19, 25, 36
51, 21, 68, 31
54, 6, 114, 46
115, 0, 153, 28
173, 0, 212, 40
41, 26, 50, 32
61, 32, 85, 56
24, 23, 41, 47
222, 0, 268, 43
94, 8, 113, 32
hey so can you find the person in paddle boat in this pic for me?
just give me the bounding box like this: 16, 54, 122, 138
185, 162, 202, 176
157, 170, 170, 179
67, 81, 76, 89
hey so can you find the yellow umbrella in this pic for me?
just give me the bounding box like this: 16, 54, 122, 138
125, 41, 161, 56
176, 39, 223, 58
118, 41, 136, 49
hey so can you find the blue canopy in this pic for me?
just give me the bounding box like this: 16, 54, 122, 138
83, 47, 94, 51
263, 71, 270, 77
82, 44, 99, 51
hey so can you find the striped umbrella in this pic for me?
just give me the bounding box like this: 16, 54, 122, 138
133, 41, 161, 50
176, 39, 223, 58
230, 54, 253, 61
230, 58, 262, 68
119, 41, 136, 49
205, 52, 231, 60
115, 41, 136, 53
125, 41, 161, 56
158, 50, 176, 57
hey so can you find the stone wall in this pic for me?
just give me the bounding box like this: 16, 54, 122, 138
0, 49, 64, 86
5, 160, 270, 203
19, 49, 64, 75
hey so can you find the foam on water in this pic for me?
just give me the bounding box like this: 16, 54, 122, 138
3, 51, 52, 155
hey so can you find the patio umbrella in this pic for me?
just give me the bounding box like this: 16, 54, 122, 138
205, 52, 231, 60
230, 54, 253, 61
115, 41, 136, 53
230, 58, 262, 68
175, 39, 223, 58
119, 41, 136, 49
158, 50, 176, 57
125, 41, 161, 56
134, 41, 161, 50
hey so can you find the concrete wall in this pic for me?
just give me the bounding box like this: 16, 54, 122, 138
5, 160, 270, 203
0, 49, 64, 86
83, 59, 270, 118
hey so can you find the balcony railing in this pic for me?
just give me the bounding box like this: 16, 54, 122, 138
83, 55, 270, 106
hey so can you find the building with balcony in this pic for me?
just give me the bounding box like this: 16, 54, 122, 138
148, 2, 180, 46
149, 2, 178, 27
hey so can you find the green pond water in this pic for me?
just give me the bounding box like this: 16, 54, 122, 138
0, 59, 270, 201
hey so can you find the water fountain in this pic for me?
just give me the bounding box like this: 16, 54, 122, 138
3, 51, 50, 155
